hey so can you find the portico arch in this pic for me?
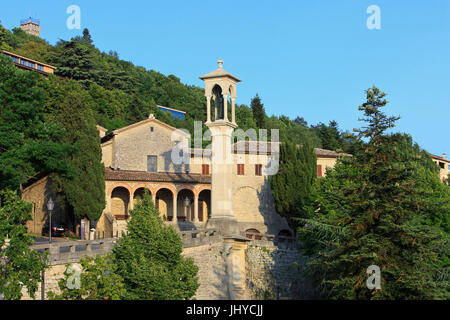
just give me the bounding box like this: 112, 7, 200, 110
177, 189, 195, 222
155, 188, 175, 221
133, 187, 152, 206
111, 187, 130, 220
198, 189, 211, 222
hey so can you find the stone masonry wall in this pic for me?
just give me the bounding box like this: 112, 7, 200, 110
245, 245, 319, 300
182, 242, 229, 300
21, 263, 81, 300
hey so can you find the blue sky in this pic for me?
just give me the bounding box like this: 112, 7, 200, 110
1, 0, 449, 155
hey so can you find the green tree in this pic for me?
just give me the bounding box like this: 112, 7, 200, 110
269, 141, 317, 229
54, 39, 97, 88
251, 94, 266, 128
0, 189, 47, 300
113, 194, 199, 300
48, 83, 105, 221
298, 87, 449, 299
48, 254, 125, 300
312, 120, 344, 151
0, 56, 74, 191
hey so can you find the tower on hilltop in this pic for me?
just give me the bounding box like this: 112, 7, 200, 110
20, 17, 40, 37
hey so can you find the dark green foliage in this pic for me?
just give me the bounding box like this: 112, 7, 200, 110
250, 94, 266, 128
54, 39, 98, 88
0, 189, 47, 300
40, 78, 105, 221
113, 193, 199, 300
0, 56, 75, 190
269, 141, 317, 228
312, 120, 344, 151
298, 87, 450, 299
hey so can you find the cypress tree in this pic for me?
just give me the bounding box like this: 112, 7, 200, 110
269, 141, 317, 228
48, 80, 105, 222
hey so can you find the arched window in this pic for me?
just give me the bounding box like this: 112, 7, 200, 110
245, 228, 262, 240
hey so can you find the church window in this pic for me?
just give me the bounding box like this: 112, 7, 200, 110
147, 155, 157, 172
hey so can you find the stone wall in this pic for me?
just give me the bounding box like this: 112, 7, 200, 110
21, 263, 80, 300
245, 245, 319, 300
182, 242, 229, 300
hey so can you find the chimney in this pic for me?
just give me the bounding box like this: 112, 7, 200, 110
443, 153, 447, 160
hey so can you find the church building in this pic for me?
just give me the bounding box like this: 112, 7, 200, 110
22, 61, 348, 240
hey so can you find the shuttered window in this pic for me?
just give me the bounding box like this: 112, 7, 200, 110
237, 164, 245, 176
255, 164, 262, 176
317, 165, 323, 178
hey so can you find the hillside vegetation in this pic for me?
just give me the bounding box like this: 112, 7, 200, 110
0, 25, 355, 150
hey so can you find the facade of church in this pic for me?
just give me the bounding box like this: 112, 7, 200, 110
22, 61, 348, 240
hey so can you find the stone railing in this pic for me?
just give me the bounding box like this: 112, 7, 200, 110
243, 232, 298, 249
30, 229, 221, 265
31, 239, 117, 266
180, 229, 221, 248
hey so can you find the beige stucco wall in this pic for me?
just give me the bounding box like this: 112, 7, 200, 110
317, 157, 338, 177
107, 120, 189, 173
432, 159, 450, 182
22, 177, 67, 236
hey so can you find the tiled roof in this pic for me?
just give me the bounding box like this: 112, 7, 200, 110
105, 168, 211, 184
314, 148, 352, 158
431, 154, 449, 163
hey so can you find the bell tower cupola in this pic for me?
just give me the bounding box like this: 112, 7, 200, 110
200, 59, 241, 126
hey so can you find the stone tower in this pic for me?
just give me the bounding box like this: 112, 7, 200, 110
200, 60, 242, 235
20, 17, 40, 37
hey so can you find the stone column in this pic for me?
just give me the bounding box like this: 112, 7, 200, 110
223, 94, 229, 122
206, 122, 239, 235
172, 192, 178, 223
206, 96, 212, 123
193, 195, 199, 223
152, 193, 156, 206
129, 192, 134, 212
231, 97, 236, 124
223, 236, 250, 300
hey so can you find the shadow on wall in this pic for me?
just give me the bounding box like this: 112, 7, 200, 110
39, 180, 77, 237
256, 177, 292, 236
245, 245, 321, 300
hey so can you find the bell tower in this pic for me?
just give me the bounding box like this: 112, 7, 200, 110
200, 60, 242, 235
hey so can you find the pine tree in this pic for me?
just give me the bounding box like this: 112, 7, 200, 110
251, 94, 266, 128
299, 87, 449, 299
113, 193, 199, 300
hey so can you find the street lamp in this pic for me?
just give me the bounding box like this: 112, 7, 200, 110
47, 197, 54, 243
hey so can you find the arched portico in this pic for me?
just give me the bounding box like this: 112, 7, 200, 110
111, 187, 130, 220
155, 188, 175, 221
198, 189, 211, 222
133, 187, 152, 207
177, 189, 195, 222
